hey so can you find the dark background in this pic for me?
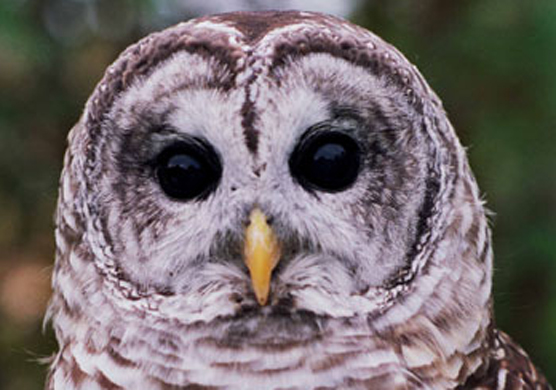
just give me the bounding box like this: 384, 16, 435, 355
0, 0, 554, 388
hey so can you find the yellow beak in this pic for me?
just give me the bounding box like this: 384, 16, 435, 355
244, 208, 281, 306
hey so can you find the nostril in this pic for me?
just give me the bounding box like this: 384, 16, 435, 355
242, 210, 252, 227
230, 186, 237, 192
230, 293, 244, 304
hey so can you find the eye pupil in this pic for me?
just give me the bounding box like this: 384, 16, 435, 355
314, 143, 346, 165
165, 154, 203, 186
290, 131, 361, 192
156, 140, 221, 201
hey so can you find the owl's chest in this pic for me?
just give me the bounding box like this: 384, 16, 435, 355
54, 323, 468, 390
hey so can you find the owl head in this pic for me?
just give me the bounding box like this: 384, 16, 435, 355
49, 11, 493, 385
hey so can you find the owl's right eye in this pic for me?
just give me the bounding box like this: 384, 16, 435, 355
155, 140, 222, 201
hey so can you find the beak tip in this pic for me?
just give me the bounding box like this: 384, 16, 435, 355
253, 286, 269, 306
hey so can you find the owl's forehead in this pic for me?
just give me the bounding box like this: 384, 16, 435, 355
107, 12, 414, 156
113, 52, 390, 171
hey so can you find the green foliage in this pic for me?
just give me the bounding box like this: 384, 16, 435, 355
0, 1, 554, 388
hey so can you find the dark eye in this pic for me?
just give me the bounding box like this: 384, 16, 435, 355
289, 131, 361, 192
155, 139, 221, 201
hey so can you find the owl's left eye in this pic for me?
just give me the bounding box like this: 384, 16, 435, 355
289, 131, 361, 193
155, 140, 222, 201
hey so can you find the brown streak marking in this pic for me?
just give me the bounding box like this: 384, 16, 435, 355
107, 345, 137, 368
96, 370, 123, 389
211, 358, 304, 375
241, 75, 259, 154
311, 351, 362, 373
69, 357, 87, 386
195, 335, 318, 352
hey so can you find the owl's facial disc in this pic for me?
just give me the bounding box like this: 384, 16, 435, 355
101, 51, 429, 322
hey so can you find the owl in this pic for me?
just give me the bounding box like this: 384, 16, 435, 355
45, 10, 551, 390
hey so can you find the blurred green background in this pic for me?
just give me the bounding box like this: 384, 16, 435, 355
0, 0, 555, 388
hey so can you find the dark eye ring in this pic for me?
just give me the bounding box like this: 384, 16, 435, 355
289, 131, 361, 193
154, 138, 222, 201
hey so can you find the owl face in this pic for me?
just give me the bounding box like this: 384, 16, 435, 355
92, 39, 430, 323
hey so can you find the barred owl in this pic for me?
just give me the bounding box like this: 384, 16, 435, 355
46, 11, 551, 389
